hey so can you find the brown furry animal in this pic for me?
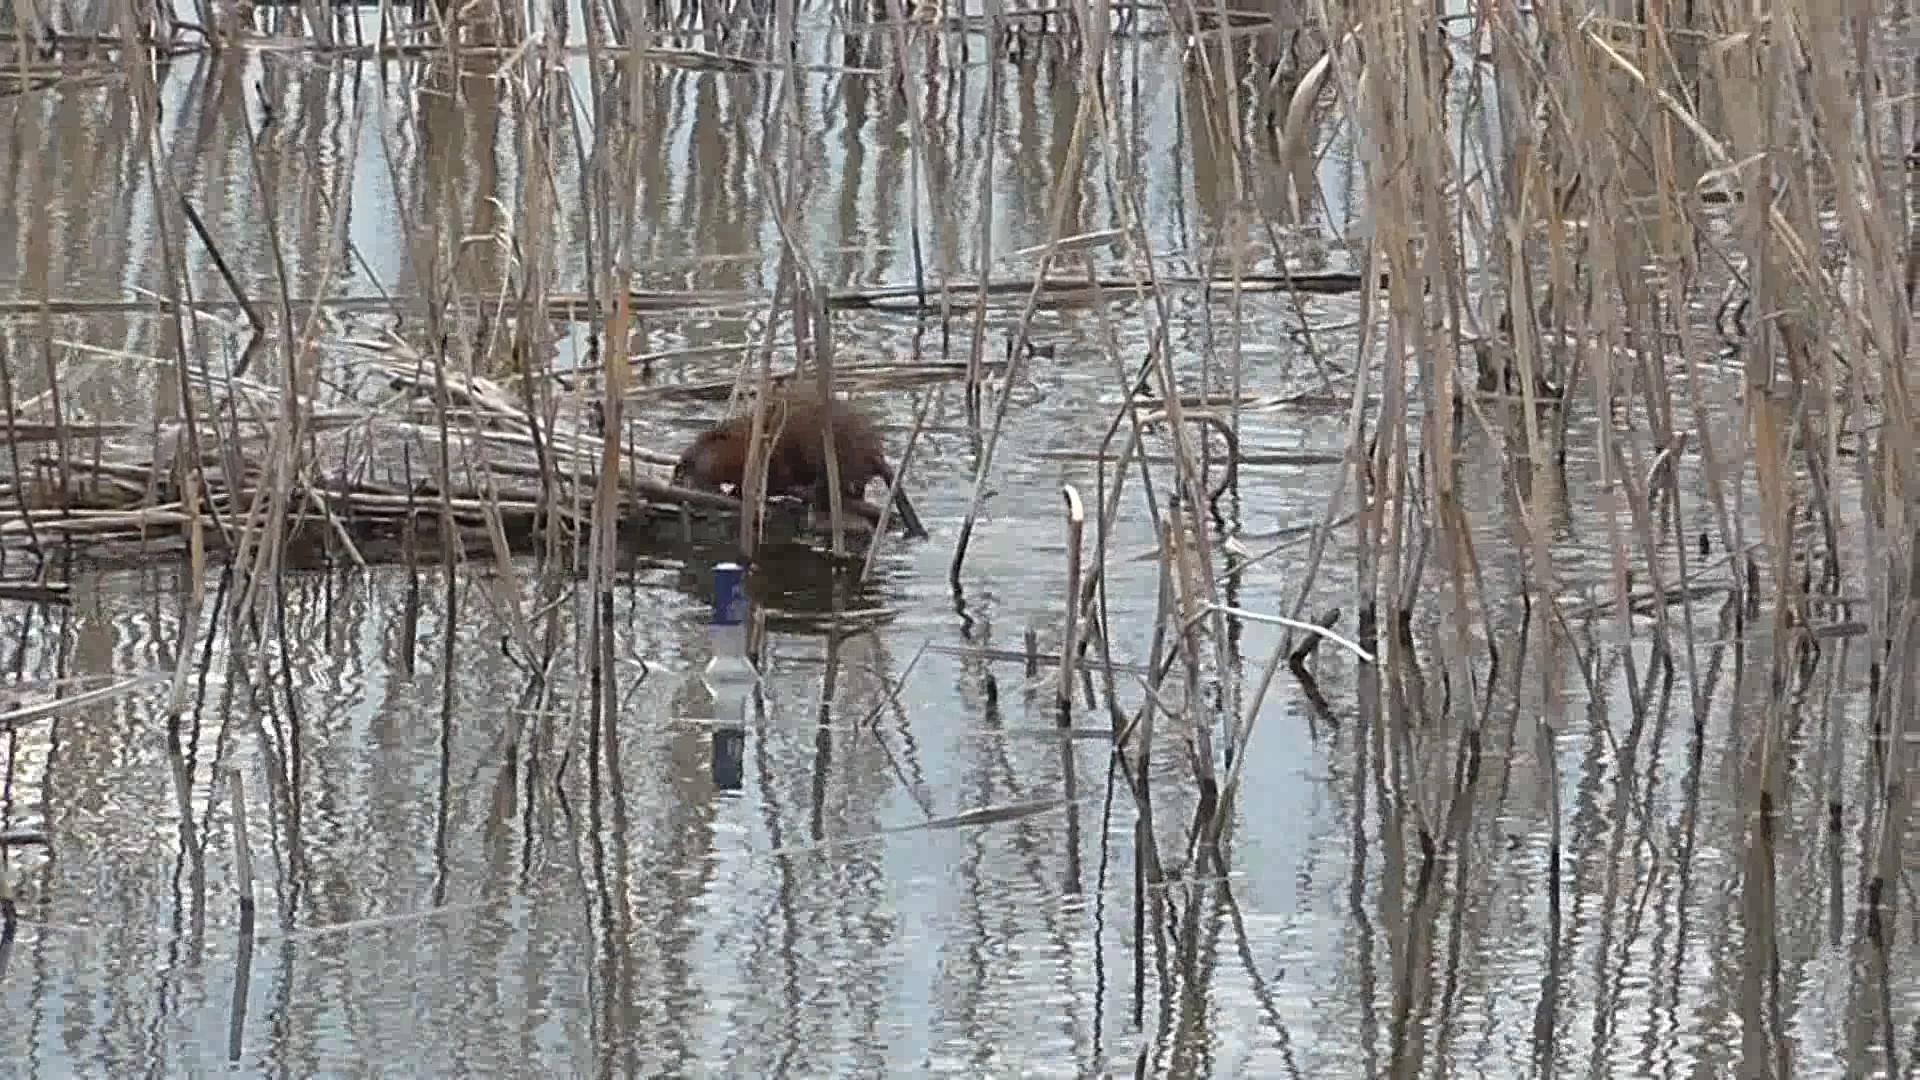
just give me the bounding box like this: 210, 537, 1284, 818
673, 395, 928, 539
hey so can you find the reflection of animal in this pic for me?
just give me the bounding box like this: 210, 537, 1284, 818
672, 394, 928, 539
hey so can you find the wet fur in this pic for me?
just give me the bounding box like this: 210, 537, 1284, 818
673, 395, 927, 539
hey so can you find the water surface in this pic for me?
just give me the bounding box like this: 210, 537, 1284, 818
0, 14, 1912, 1079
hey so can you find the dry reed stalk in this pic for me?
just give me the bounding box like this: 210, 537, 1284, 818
366, 53, 464, 689
187, 55, 355, 709
965, 0, 1006, 413
1742, 0, 1920, 944
171, 196, 261, 548
1262, 1, 1476, 846
0, 338, 40, 554
1206, 599, 1372, 844
0, 671, 167, 731
1059, 484, 1085, 718
732, 0, 831, 558
26, 209, 67, 518
948, 17, 1103, 587
502, 54, 566, 565
0, 270, 1370, 321
3, 825, 22, 974
1080, 126, 1243, 772
587, 126, 642, 734
226, 766, 255, 916
718, 253, 782, 541
95, 20, 216, 575
812, 300, 849, 560
1061, 252, 1169, 677
1055, 228, 1244, 832
880, 0, 941, 309
860, 387, 937, 583
1117, 517, 1170, 948
1393, 17, 1489, 769
1632, 12, 1723, 726
444, 50, 560, 632
1184, 0, 1257, 466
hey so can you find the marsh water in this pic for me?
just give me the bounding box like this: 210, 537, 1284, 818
0, 11, 1913, 1079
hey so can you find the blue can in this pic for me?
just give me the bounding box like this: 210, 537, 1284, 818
711, 562, 747, 628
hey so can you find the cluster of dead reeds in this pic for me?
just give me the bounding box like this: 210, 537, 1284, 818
1239, 3, 1912, 1070
1, 0, 1915, 1065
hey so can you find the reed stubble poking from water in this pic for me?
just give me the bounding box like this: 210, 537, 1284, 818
0, 0, 1914, 1067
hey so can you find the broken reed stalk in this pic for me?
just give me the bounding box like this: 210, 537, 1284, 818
1074, 156, 1240, 762
966, 0, 1006, 414
0, 339, 39, 555
735, 269, 789, 559
1062, 257, 1168, 688
226, 766, 255, 918
812, 294, 848, 560
0, 270, 1370, 323
1060, 483, 1085, 719
498, 51, 565, 571
879, 0, 938, 310
222, 32, 315, 668
1171, 0, 1255, 485
860, 387, 937, 584
949, 19, 1102, 589
0, 847, 13, 980
1140, 517, 1174, 785
598, 44, 649, 750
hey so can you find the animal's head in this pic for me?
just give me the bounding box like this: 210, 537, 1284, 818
672, 429, 732, 493
670, 440, 705, 489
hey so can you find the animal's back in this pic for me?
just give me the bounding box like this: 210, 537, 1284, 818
773, 396, 891, 496
671, 391, 928, 539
